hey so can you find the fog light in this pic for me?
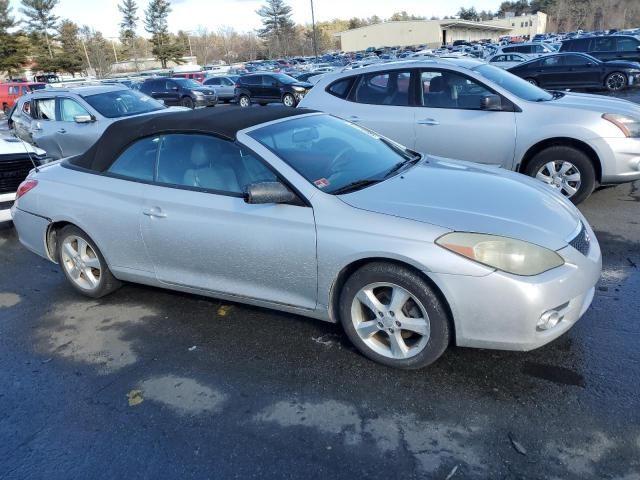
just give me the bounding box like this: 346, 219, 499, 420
630, 157, 640, 172
537, 310, 561, 331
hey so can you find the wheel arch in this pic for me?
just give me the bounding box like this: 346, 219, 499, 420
45, 220, 110, 266
328, 257, 456, 343
518, 137, 602, 183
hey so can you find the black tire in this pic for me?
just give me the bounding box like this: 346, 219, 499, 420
282, 93, 297, 107
2, 104, 9, 115
181, 96, 195, 109
239, 95, 251, 107
525, 77, 538, 86
523, 146, 596, 205
223, 99, 230, 104
339, 262, 451, 369
56, 225, 122, 298
604, 72, 627, 92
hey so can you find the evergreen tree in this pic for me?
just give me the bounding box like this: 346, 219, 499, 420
118, 0, 138, 54
256, 0, 295, 57
144, 0, 183, 68
20, 0, 59, 58
57, 20, 84, 76
0, 0, 30, 80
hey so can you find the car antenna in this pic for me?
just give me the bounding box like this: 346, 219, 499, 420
15, 135, 40, 173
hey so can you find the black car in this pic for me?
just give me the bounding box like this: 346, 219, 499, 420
235, 73, 313, 108
560, 35, 640, 63
507, 53, 640, 92
139, 77, 217, 109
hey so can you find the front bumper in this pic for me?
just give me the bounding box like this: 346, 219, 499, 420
428, 227, 602, 351
589, 136, 640, 184
0, 192, 16, 223
194, 96, 218, 107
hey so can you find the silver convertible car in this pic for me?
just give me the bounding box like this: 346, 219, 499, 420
11, 108, 602, 369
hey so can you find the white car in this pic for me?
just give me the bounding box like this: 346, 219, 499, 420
299, 59, 640, 204
0, 135, 48, 222
487, 53, 537, 69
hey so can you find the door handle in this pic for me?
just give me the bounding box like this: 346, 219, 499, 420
142, 207, 167, 218
417, 118, 440, 126
348, 115, 361, 123
57, 128, 66, 134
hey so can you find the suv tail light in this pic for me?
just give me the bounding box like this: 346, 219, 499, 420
16, 179, 38, 200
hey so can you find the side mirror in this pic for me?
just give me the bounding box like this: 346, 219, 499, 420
245, 181, 297, 205
480, 94, 502, 111
74, 114, 94, 123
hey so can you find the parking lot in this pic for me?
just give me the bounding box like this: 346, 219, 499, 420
1, 102, 640, 479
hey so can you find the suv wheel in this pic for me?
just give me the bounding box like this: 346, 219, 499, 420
239, 95, 251, 108
525, 77, 538, 86
524, 146, 596, 204
605, 72, 627, 92
282, 93, 296, 107
339, 262, 451, 369
182, 97, 195, 109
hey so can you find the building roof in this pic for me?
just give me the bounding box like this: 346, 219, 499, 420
439, 20, 511, 32
68, 106, 316, 172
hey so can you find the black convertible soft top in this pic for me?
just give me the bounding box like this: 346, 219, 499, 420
68, 106, 317, 172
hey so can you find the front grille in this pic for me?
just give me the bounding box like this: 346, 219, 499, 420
569, 223, 590, 256
0, 158, 33, 194
0, 200, 13, 210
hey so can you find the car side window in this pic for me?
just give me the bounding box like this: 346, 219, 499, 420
59, 98, 90, 122
108, 136, 160, 181
353, 70, 411, 106
421, 70, 493, 110
22, 101, 31, 115
155, 134, 277, 195
207, 78, 220, 86
617, 37, 639, 52
327, 77, 355, 99
165, 80, 177, 90
222, 78, 234, 86
563, 55, 589, 66
32, 98, 56, 120
594, 37, 615, 52
541, 56, 561, 66
8, 86, 20, 95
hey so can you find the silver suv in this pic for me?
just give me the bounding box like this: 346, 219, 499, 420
300, 59, 640, 203
9, 85, 176, 159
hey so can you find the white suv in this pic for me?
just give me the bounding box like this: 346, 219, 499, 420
299, 59, 640, 204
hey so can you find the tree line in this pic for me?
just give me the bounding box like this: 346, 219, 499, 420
1, 0, 640, 80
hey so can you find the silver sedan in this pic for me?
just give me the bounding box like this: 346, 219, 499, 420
11, 108, 601, 369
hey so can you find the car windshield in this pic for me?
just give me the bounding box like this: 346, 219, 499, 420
173, 78, 202, 88
272, 74, 298, 85
249, 115, 420, 195
472, 64, 553, 102
82, 89, 165, 118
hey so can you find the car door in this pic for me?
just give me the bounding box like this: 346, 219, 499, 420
562, 54, 601, 87
262, 75, 281, 100
11, 99, 34, 143
615, 37, 640, 62
415, 68, 516, 167
340, 69, 416, 148
28, 97, 65, 158
530, 56, 565, 87
218, 77, 235, 98
140, 133, 318, 309
592, 37, 617, 62
56, 97, 104, 157
247, 75, 264, 99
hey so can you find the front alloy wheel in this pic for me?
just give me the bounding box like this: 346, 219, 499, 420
339, 262, 451, 369
282, 93, 296, 107
239, 95, 250, 108
605, 72, 627, 92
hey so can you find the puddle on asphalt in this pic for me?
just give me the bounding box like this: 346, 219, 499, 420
521, 362, 585, 387
138, 375, 227, 415
0, 292, 21, 308
255, 399, 485, 475
38, 301, 159, 373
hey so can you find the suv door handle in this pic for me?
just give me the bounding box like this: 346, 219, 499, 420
143, 207, 167, 218
417, 118, 440, 126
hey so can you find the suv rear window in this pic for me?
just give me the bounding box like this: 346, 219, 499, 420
562, 39, 590, 52
327, 78, 354, 99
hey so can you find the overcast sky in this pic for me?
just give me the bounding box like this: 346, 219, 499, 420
9, 0, 505, 39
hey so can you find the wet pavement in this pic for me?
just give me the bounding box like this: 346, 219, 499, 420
1, 90, 640, 479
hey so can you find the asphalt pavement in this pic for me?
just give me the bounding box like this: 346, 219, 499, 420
1, 94, 640, 480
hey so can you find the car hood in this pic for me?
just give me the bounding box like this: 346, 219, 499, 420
602, 60, 640, 69
290, 81, 313, 89
339, 157, 582, 250
0, 136, 47, 156
550, 91, 640, 116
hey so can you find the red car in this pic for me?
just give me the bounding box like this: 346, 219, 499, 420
172, 72, 206, 83
0, 82, 46, 114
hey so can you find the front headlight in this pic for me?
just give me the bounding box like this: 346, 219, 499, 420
435, 232, 565, 276
602, 113, 640, 138
193, 91, 205, 97
293, 86, 306, 92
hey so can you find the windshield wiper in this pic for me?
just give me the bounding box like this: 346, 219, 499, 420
331, 178, 382, 195
383, 154, 422, 178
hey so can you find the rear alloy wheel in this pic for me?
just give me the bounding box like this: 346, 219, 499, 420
605, 72, 627, 92
239, 95, 251, 108
282, 93, 296, 107
525, 77, 538, 86
182, 97, 195, 109
339, 262, 451, 369
525, 146, 596, 204
56, 225, 121, 298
